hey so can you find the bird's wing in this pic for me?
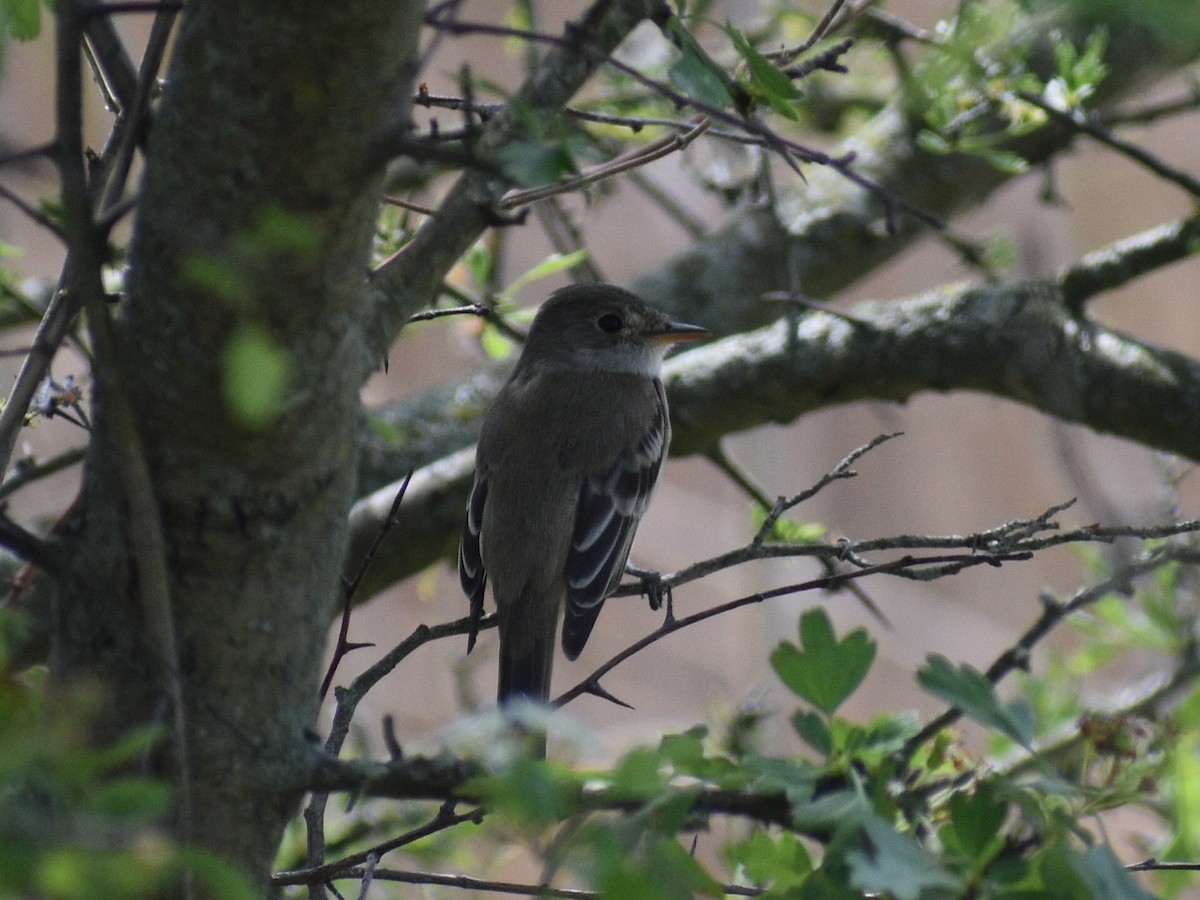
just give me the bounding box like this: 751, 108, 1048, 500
561, 380, 668, 660
458, 472, 488, 652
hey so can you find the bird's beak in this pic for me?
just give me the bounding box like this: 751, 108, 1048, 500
647, 320, 710, 345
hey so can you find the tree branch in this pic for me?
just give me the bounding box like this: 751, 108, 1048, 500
346, 214, 1200, 598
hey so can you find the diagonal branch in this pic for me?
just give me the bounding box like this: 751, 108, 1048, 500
363, 0, 670, 365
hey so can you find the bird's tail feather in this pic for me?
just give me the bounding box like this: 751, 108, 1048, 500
497, 621, 553, 759
498, 626, 554, 705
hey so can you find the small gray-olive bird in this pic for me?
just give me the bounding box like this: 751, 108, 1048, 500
458, 284, 709, 706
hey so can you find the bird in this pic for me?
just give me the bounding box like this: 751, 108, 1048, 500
458, 283, 709, 711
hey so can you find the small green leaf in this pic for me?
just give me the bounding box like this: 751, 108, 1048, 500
771, 608, 875, 714
727, 25, 801, 120
84, 777, 172, 818
940, 780, 1008, 861
465, 242, 494, 291
790, 710, 832, 756
665, 20, 736, 109
2, 0, 42, 40
499, 250, 589, 302
980, 149, 1030, 174
610, 746, 667, 799
726, 829, 813, 891
469, 759, 580, 828
752, 506, 826, 544
917, 654, 1035, 747
480, 322, 518, 361
743, 756, 818, 811
222, 324, 291, 428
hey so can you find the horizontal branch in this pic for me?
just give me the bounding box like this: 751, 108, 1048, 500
347, 219, 1200, 597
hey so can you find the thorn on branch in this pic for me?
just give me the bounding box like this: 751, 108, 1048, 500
582, 679, 634, 710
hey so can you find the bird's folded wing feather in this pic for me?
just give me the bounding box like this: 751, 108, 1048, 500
561, 382, 668, 659
459, 474, 488, 651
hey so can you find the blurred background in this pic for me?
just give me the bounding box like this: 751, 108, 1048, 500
2, 0, 1198, 871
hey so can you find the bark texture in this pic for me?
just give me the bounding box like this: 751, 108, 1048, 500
55, 0, 423, 883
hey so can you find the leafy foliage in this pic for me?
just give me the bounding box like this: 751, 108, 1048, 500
0, 616, 254, 899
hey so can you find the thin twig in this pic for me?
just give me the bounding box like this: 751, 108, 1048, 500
498, 118, 710, 209
1018, 90, 1200, 199
557, 551, 1031, 708
277, 803, 483, 887
705, 443, 773, 510
0, 184, 67, 241
0, 0, 175, 478
0, 446, 87, 500
767, 0, 849, 63
422, 15, 944, 231
56, 0, 191, 878
320, 472, 413, 699
754, 432, 902, 544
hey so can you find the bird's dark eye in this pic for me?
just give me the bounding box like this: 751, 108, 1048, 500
596, 313, 624, 334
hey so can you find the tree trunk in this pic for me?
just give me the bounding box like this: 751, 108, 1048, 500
54, 0, 424, 884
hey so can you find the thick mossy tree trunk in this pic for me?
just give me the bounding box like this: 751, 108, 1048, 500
53, 0, 423, 884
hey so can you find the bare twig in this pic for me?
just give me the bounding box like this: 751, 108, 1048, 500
277, 802, 483, 888
767, 0, 850, 64
0, 184, 68, 241
557, 550, 1031, 708
1018, 90, 1200, 199
0, 446, 87, 500
498, 118, 710, 210
0, 0, 176, 478
754, 432, 902, 544
320, 472, 413, 700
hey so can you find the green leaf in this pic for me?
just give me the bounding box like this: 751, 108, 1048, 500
469, 759, 580, 828
609, 746, 668, 799
84, 777, 172, 819
176, 847, 260, 900
791, 710, 832, 756
665, 20, 736, 109
846, 817, 966, 900
752, 506, 826, 544
1, 0, 42, 40
727, 829, 813, 892
771, 608, 876, 714
917, 654, 1035, 747
744, 756, 818, 810
499, 250, 589, 302
465, 242, 494, 291
222, 324, 291, 428
940, 780, 1008, 861
981, 149, 1030, 174
727, 25, 800, 120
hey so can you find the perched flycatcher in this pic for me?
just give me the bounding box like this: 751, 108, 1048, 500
459, 284, 709, 706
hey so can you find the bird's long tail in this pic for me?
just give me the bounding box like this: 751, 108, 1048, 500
498, 626, 554, 705
497, 599, 555, 758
